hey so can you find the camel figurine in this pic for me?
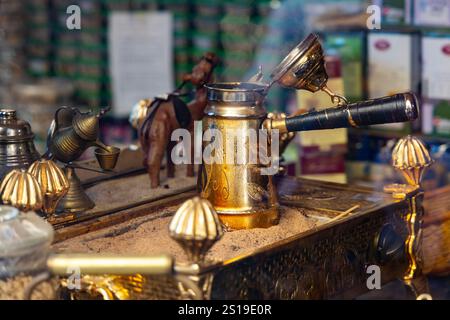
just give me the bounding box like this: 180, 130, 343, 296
133, 53, 219, 188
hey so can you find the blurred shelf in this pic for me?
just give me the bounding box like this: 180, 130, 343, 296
318, 24, 450, 35
348, 128, 450, 144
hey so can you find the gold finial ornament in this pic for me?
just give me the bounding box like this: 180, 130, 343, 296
169, 197, 224, 263
388, 136, 432, 281
392, 135, 433, 186
0, 169, 43, 211
28, 159, 69, 215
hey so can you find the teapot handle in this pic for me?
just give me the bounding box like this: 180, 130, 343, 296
45, 107, 77, 159
52, 107, 77, 135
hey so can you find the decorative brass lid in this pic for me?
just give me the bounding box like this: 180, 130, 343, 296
73, 112, 100, 141
270, 33, 321, 85
0, 109, 35, 142
204, 82, 268, 118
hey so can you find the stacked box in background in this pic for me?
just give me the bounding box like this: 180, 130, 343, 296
78, 1, 108, 107
26, 0, 51, 78
160, 0, 192, 86
0, 0, 27, 105
296, 56, 348, 184
191, 0, 222, 78
21, 0, 278, 109
53, 0, 79, 91
220, 0, 256, 82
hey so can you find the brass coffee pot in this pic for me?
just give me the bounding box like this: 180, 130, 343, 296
200, 34, 419, 230
45, 107, 120, 213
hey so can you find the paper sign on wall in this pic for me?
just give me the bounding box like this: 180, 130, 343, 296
414, 0, 450, 27
109, 12, 173, 116
368, 32, 420, 130
422, 36, 450, 100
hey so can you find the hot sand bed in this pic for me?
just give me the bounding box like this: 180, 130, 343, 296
1, 205, 326, 300
54, 205, 327, 263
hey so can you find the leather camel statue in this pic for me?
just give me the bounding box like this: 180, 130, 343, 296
134, 53, 219, 188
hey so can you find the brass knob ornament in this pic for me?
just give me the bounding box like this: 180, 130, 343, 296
28, 159, 69, 216
169, 197, 224, 263
384, 136, 432, 198
392, 135, 433, 187
0, 169, 43, 211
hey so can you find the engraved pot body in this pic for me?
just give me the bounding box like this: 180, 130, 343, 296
201, 83, 279, 230
49, 127, 93, 163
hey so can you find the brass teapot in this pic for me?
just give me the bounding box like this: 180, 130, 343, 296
45, 107, 120, 213
45, 107, 111, 163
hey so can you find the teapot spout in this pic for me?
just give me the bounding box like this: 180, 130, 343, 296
97, 106, 111, 118
94, 140, 110, 151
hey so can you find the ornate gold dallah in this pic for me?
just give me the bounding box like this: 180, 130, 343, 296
200, 33, 419, 230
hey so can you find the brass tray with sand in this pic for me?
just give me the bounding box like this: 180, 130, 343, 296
20, 135, 426, 301
47, 175, 416, 300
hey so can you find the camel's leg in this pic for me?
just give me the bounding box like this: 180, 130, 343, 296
186, 126, 195, 177
147, 124, 168, 188
166, 140, 175, 178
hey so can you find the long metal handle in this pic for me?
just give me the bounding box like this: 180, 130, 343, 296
47, 254, 174, 276
269, 92, 419, 133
